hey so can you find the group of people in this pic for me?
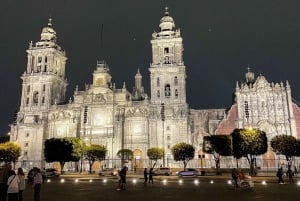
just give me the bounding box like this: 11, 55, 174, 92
0, 163, 43, 201
143, 168, 154, 185
276, 166, 295, 184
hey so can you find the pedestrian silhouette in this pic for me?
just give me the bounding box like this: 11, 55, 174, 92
143, 168, 148, 186
276, 168, 284, 184
148, 168, 154, 184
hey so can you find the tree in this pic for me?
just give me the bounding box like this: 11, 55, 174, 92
85, 144, 107, 173
147, 147, 164, 168
171, 143, 195, 170
203, 135, 232, 170
271, 135, 298, 166
231, 128, 268, 174
0, 142, 21, 165
44, 137, 84, 173
117, 149, 133, 167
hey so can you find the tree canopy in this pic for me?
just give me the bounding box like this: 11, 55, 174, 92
44, 137, 84, 172
0, 142, 21, 163
117, 149, 133, 167
231, 128, 268, 172
203, 135, 232, 169
271, 135, 299, 164
85, 144, 107, 172
147, 147, 164, 168
171, 142, 195, 170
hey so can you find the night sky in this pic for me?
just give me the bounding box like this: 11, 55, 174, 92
1, 0, 300, 135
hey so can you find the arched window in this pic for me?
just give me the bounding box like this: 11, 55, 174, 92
175, 89, 178, 98
174, 76, 178, 85
157, 90, 160, 98
164, 56, 170, 64
165, 84, 171, 97
27, 85, 30, 94
33, 91, 39, 104
157, 77, 160, 86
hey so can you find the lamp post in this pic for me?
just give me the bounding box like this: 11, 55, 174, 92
80, 143, 85, 173
161, 103, 165, 167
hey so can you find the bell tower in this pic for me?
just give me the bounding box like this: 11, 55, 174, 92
148, 7, 190, 166
21, 18, 67, 111
149, 7, 186, 105
10, 19, 67, 167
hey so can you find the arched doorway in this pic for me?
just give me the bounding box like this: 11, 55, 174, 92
198, 150, 206, 169
133, 149, 143, 169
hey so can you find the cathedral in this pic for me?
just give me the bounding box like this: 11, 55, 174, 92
9, 8, 300, 170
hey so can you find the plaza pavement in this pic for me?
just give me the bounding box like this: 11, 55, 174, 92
21, 171, 300, 201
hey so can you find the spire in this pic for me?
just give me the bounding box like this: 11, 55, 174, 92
164, 6, 169, 16
245, 65, 255, 84
132, 68, 145, 101
159, 6, 175, 32
134, 68, 142, 90
48, 17, 53, 27
40, 18, 57, 43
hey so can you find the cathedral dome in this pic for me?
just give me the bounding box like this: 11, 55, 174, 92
159, 7, 175, 31
40, 18, 57, 42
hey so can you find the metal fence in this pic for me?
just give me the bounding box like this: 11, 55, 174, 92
10, 157, 300, 173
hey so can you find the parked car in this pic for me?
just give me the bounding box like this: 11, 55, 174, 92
176, 168, 199, 177
99, 168, 118, 176
153, 167, 172, 176
42, 168, 60, 178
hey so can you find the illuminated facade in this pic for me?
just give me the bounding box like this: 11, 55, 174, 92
190, 69, 300, 168
9, 8, 189, 169
9, 8, 300, 170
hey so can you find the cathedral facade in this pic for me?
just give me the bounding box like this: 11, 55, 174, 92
9, 8, 189, 170
9, 8, 300, 170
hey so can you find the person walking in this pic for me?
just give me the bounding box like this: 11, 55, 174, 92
287, 168, 294, 184
18, 168, 26, 201
116, 170, 121, 191
277, 168, 284, 184
33, 168, 43, 201
7, 170, 20, 201
231, 168, 238, 188
0, 163, 12, 201
143, 168, 148, 186
148, 168, 154, 184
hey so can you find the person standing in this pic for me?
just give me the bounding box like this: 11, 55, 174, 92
7, 170, 20, 201
277, 168, 284, 184
287, 168, 294, 184
116, 170, 122, 191
143, 168, 148, 186
231, 168, 238, 188
148, 168, 154, 184
119, 167, 127, 191
0, 163, 12, 201
33, 168, 43, 201
18, 168, 26, 201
